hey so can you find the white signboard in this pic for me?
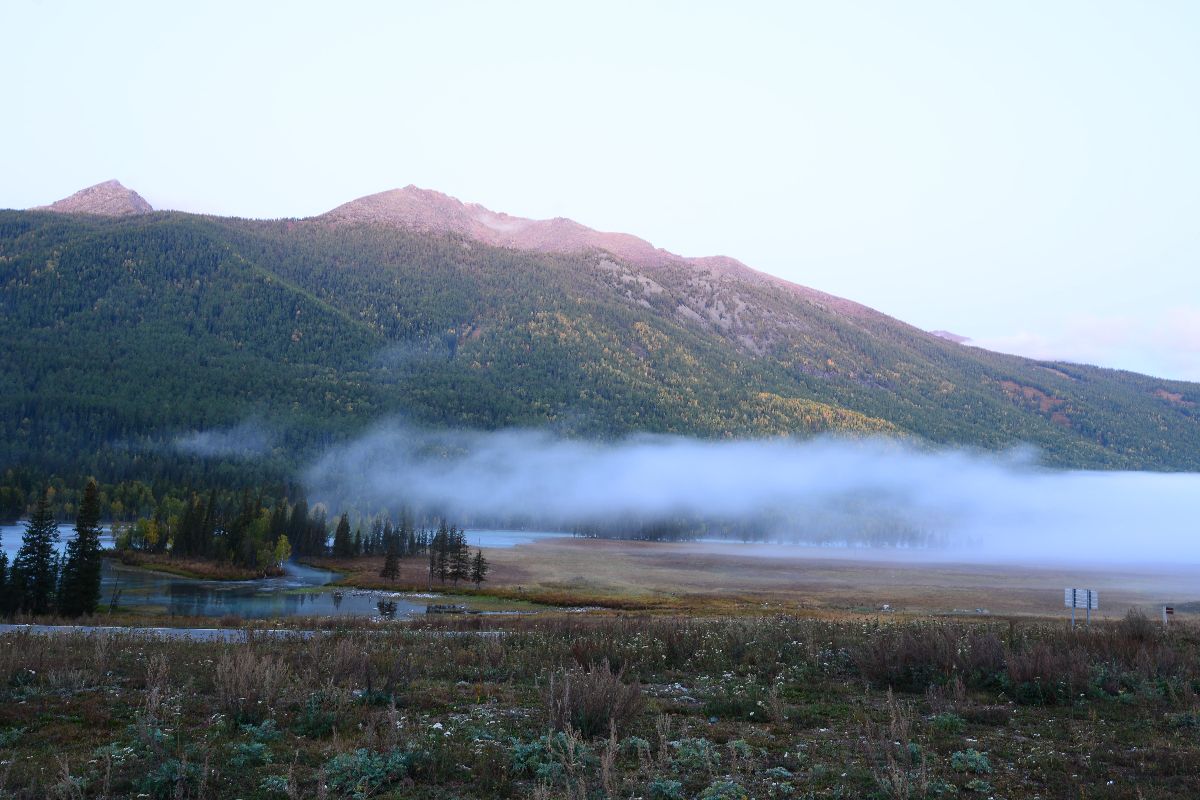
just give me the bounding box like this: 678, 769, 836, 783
1064, 588, 1099, 610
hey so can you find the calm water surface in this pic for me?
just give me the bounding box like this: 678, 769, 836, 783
0, 525, 571, 619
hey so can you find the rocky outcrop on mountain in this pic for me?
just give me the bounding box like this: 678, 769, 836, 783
38, 180, 153, 216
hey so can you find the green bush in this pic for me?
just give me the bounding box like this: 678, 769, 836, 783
138, 758, 202, 800
672, 737, 719, 773
259, 775, 290, 795
648, 777, 686, 800
323, 748, 413, 798
699, 779, 750, 800
240, 718, 281, 743
950, 749, 993, 774
930, 712, 965, 734
295, 692, 337, 738
0, 727, 25, 747
228, 740, 272, 768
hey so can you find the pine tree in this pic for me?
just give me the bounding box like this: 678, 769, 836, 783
469, 548, 489, 588
12, 489, 60, 615
449, 527, 470, 586
307, 507, 328, 556
437, 521, 454, 584
269, 499, 289, 542
380, 547, 400, 581
288, 498, 309, 555
58, 479, 104, 617
333, 513, 353, 558
0, 547, 10, 616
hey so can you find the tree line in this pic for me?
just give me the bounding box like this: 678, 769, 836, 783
0, 480, 104, 617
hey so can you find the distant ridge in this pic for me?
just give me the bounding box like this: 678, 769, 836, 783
319, 185, 877, 318
37, 180, 153, 216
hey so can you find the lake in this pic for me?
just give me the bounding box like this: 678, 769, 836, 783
0, 524, 571, 619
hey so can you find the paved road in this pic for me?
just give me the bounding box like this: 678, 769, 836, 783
0, 623, 314, 641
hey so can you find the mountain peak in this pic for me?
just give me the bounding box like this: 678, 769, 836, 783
320, 186, 760, 271
38, 180, 153, 216
317, 185, 881, 319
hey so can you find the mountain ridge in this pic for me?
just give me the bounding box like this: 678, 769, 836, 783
320, 185, 884, 321
4, 183, 1197, 485
37, 180, 878, 320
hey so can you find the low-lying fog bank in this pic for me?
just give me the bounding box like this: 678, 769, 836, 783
306, 424, 1200, 565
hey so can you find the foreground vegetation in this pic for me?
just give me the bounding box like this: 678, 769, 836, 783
1, 612, 1198, 798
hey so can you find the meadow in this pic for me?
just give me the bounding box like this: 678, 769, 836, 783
3, 609, 1200, 798
311, 537, 1198, 619
4, 538, 1200, 798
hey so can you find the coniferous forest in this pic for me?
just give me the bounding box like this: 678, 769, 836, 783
1, 208, 1199, 527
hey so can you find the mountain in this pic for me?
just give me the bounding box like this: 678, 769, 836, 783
321, 185, 875, 318
1, 182, 1198, 498
37, 180, 154, 216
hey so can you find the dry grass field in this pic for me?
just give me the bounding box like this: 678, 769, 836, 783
310, 537, 1200, 620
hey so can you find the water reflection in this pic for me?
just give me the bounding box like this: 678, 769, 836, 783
0, 524, 571, 620
99, 560, 425, 619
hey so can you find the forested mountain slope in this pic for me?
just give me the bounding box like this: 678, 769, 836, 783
2, 186, 1198, 499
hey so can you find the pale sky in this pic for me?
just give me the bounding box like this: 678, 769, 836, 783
4, 1, 1199, 380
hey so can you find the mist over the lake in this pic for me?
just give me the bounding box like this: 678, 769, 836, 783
305, 424, 1200, 564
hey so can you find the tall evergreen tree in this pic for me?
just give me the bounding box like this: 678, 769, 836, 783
58, 479, 104, 617
449, 527, 470, 586
431, 520, 452, 584
470, 548, 489, 588
307, 507, 328, 555
380, 544, 400, 582
332, 513, 353, 558
12, 489, 60, 615
0, 538, 10, 616
287, 498, 309, 555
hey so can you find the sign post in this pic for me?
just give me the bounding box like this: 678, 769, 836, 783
1163, 606, 1175, 628
1064, 588, 1099, 627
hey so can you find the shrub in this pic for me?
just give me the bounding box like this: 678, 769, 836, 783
647, 777, 685, 800
621, 735, 651, 758
702, 679, 766, 720
137, 758, 201, 800
260, 774, 291, 795
323, 748, 412, 798
214, 649, 290, 724
509, 732, 595, 780
1117, 608, 1158, 646
699, 779, 750, 800
854, 624, 1010, 693
672, 737, 719, 773
950, 749, 992, 774
0, 727, 25, 747
295, 691, 337, 738
228, 741, 272, 768
930, 712, 965, 734
241, 718, 282, 743
545, 660, 643, 739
